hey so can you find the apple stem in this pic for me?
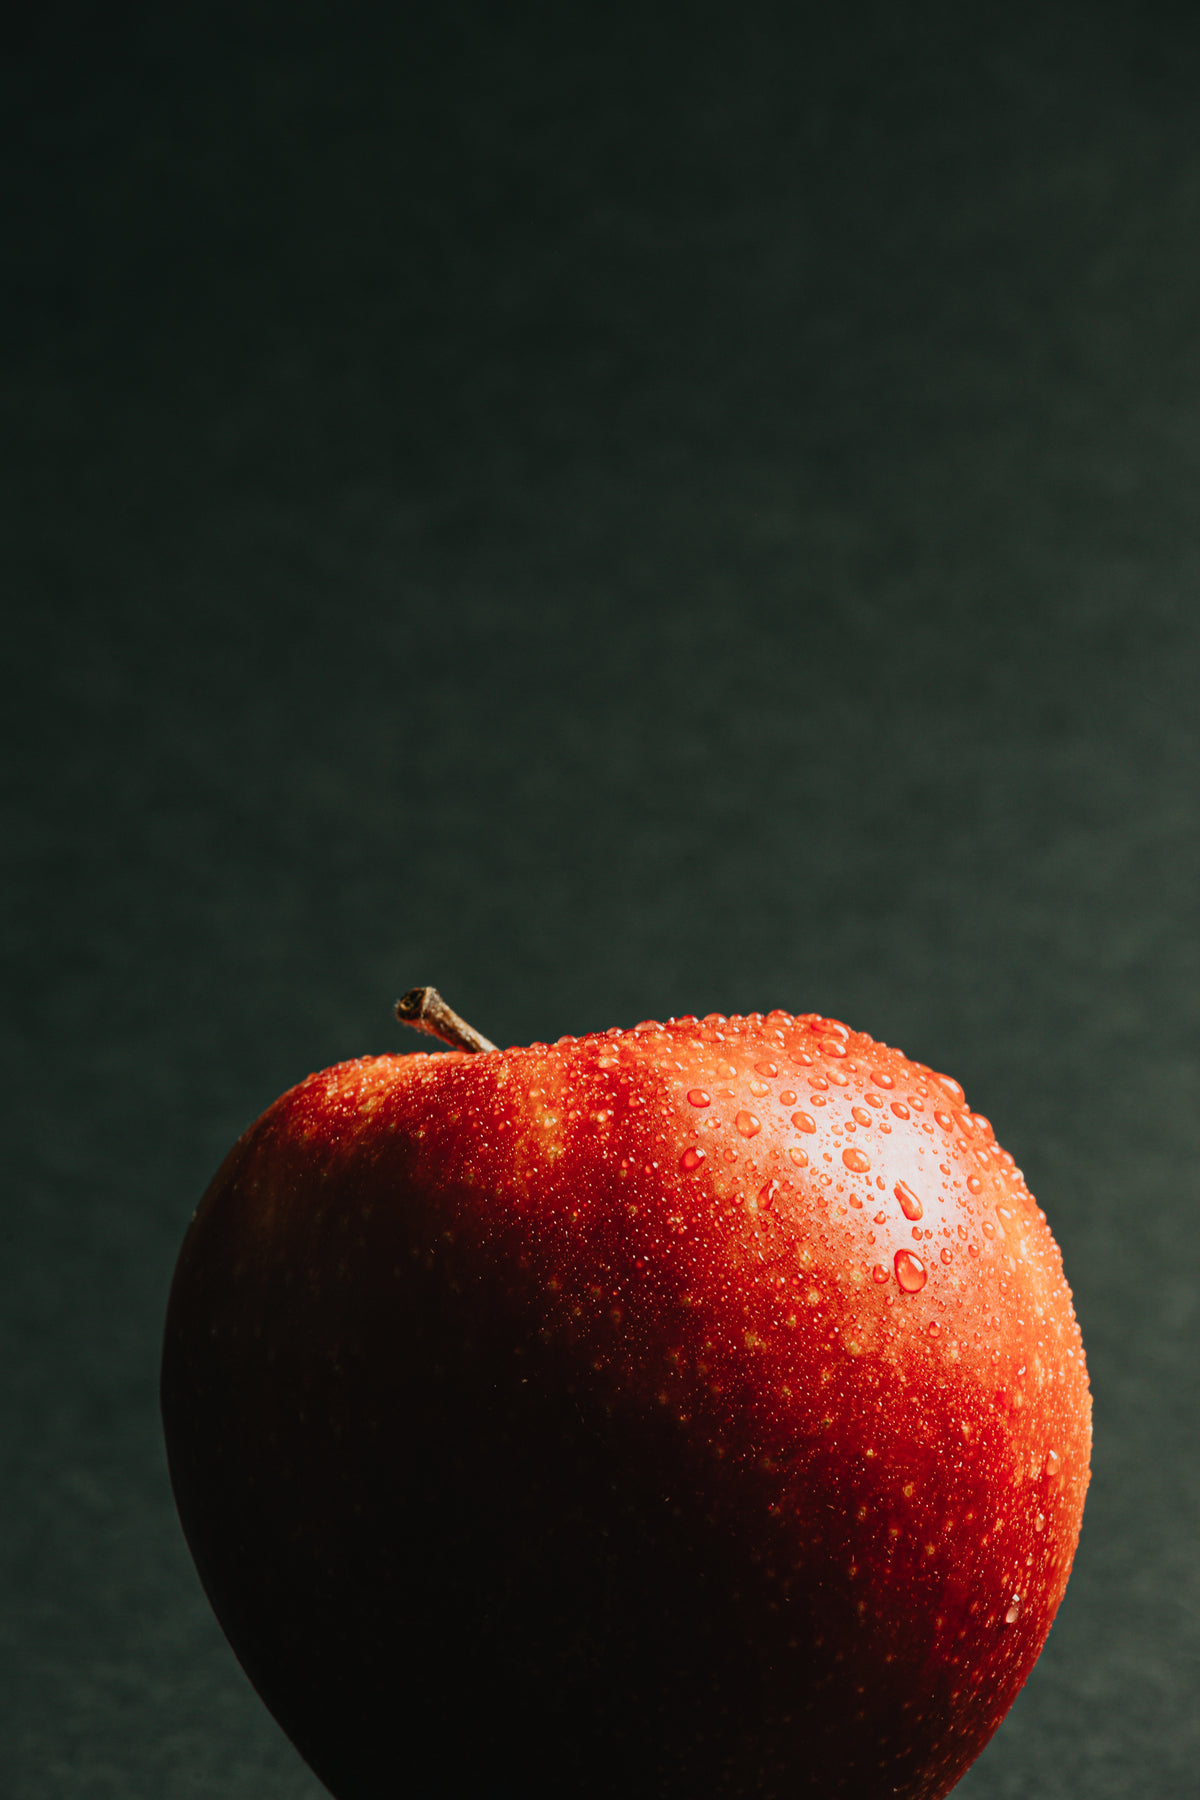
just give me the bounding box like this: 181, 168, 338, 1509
394, 987, 499, 1055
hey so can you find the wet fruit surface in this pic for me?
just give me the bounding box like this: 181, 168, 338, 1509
162, 1011, 1091, 1800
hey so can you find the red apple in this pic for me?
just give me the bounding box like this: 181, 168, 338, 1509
161, 997, 1090, 1800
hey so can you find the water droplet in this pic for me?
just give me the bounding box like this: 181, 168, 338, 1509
758, 1180, 778, 1211
735, 1110, 762, 1138
811, 1019, 850, 1039
982, 1221, 995, 1239
870, 1070, 895, 1089
1045, 1449, 1061, 1478
749, 1078, 771, 1097
1004, 1595, 1022, 1626
821, 1039, 849, 1058
789, 1147, 809, 1167
851, 1106, 873, 1127
723, 1147, 738, 1163
940, 1247, 953, 1264
635, 1020, 662, 1034
934, 1110, 955, 1131
890, 1100, 911, 1120
873, 1211, 887, 1224
967, 1242, 979, 1256
843, 1148, 871, 1173
779, 1089, 797, 1105
679, 1147, 706, 1172
967, 1174, 983, 1193
871, 1263, 890, 1283
1034, 1513, 1045, 1531
927, 1320, 941, 1336
937, 1074, 966, 1104
894, 1181, 924, 1221
894, 1249, 928, 1293
791, 1111, 816, 1133
754, 1061, 779, 1078
687, 1089, 711, 1107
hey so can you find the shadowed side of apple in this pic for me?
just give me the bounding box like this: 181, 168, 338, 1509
160, 999, 1091, 1800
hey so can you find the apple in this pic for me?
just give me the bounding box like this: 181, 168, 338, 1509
161, 993, 1090, 1800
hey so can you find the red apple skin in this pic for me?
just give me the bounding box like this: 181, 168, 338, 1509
161, 1011, 1090, 1800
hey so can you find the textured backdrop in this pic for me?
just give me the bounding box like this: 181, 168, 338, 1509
4, 3, 1197, 1796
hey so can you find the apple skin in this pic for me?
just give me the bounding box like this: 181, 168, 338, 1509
161, 1011, 1090, 1800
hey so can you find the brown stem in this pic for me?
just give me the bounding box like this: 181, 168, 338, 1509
394, 987, 499, 1054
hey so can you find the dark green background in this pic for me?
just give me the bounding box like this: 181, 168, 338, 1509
4, 3, 1197, 1795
